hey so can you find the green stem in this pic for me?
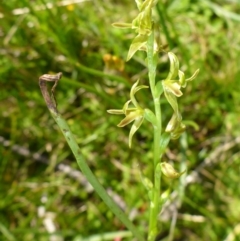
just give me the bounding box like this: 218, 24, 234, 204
61, 76, 121, 108
48, 109, 144, 241
147, 30, 162, 241
74, 62, 131, 87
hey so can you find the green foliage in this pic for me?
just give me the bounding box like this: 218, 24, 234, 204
1, 0, 240, 240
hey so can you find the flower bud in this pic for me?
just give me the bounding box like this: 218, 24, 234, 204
161, 162, 185, 179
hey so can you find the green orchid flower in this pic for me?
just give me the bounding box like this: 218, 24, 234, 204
112, 0, 161, 61
107, 80, 148, 148
160, 162, 186, 179
162, 52, 199, 139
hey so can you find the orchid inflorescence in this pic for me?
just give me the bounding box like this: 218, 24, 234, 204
108, 0, 199, 150
108, 51, 199, 150
107, 0, 200, 239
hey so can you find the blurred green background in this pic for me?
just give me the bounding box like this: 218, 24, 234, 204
1, 0, 240, 240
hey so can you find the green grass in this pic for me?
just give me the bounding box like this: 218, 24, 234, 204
1, 0, 240, 240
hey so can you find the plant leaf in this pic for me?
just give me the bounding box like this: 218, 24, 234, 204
127, 34, 148, 61
144, 108, 157, 127
154, 81, 164, 98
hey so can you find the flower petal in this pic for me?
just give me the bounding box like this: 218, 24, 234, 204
122, 100, 132, 114
125, 108, 138, 115
135, 0, 143, 10
170, 122, 186, 140
132, 5, 152, 36
131, 79, 140, 94
127, 34, 148, 61
161, 162, 186, 179
140, 0, 158, 11
165, 82, 183, 97
112, 22, 132, 29
165, 113, 179, 132
133, 85, 149, 94
186, 69, 200, 82
166, 52, 179, 80
107, 109, 124, 115
117, 111, 141, 127
163, 87, 179, 114
178, 70, 186, 87
130, 79, 148, 107
128, 116, 144, 148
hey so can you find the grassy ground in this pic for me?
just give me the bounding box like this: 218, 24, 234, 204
1, 0, 240, 240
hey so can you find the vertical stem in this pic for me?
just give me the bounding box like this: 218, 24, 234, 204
39, 74, 145, 241
52, 112, 145, 241
147, 30, 162, 241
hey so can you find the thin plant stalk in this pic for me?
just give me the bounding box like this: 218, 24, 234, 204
147, 30, 162, 241
39, 73, 144, 241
